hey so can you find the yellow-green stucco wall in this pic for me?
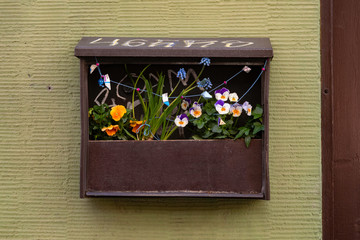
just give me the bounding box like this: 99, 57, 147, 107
0, 0, 321, 239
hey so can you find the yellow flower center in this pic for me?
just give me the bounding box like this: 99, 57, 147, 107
221, 95, 226, 99
194, 110, 201, 116
179, 121, 184, 125
233, 109, 240, 115
221, 107, 226, 111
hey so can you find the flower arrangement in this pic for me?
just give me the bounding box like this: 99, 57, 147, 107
88, 58, 265, 147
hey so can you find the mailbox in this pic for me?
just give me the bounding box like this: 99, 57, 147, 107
75, 37, 273, 199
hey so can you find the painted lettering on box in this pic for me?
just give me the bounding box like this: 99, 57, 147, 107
89, 38, 254, 48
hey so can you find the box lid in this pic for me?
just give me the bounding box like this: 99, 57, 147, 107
75, 37, 273, 58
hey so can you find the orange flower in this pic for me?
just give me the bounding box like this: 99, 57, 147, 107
110, 105, 126, 121
130, 120, 145, 133
101, 125, 120, 136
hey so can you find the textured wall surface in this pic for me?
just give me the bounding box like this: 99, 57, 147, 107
0, 0, 321, 239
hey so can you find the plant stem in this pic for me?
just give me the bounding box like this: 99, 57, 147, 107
163, 126, 178, 140
132, 65, 150, 118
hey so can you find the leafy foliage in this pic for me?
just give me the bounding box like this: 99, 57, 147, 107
89, 104, 135, 140
189, 99, 264, 147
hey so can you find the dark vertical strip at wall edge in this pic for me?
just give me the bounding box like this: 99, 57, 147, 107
80, 60, 89, 198
321, 0, 334, 239
261, 58, 270, 200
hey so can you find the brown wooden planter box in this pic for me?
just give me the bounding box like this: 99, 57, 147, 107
86, 139, 263, 198
75, 37, 272, 199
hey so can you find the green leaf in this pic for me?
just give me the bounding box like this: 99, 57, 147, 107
206, 108, 216, 115
215, 135, 227, 139
245, 128, 250, 136
211, 125, 222, 133
204, 114, 211, 121
245, 135, 251, 147
197, 121, 205, 129
222, 129, 230, 136
99, 105, 105, 114
234, 127, 248, 140
226, 119, 234, 125
202, 131, 213, 138
192, 135, 203, 140
253, 124, 265, 135
229, 129, 238, 135
123, 128, 136, 140
252, 105, 263, 115
253, 114, 262, 120
252, 105, 263, 119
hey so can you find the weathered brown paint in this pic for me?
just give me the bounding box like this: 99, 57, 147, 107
87, 140, 263, 197
322, 0, 360, 239
75, 37, 272, 199
75, 37, 273, 58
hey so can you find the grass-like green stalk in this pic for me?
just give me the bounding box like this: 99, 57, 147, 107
133, 64, 206, 140
132, 65, 150, 118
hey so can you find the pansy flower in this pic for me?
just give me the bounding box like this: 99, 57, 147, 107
214, 88, 230, 101
177, 68, 186, 80
242, 101, 252, 116
218, 117, 226, 126
110, 105, 126, 121
189, 103, 202, 118
214, 100, 230, 114
228, 92, 239, 102
181, 98, 191, 110
230, 103, 242, 117
174, 114, 189, 127
130, 120, 145, 133
101, 125, 120, 136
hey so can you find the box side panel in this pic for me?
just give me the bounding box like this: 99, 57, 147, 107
86, 140, 262, 196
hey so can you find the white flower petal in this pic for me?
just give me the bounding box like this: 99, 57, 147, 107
174, 117, 181, 126
229, 93, 239, 102
215, 93, 222, 100
217, 103, 230, 114
181, 101, 189, 110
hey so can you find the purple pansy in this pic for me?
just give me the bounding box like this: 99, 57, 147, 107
242, 101, 252, 116
174, 114, 189, 127
189, 103, 202, 118
214, 88, 230, 101
230, 103, 243, 117
214, 100, 230, 114
218, 117, 226, 126
181, 98, 191, 110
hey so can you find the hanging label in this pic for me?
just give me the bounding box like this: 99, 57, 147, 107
162, 93, 170, 106
201, 91, 213, 99
104, 74, 111, 90
90, 64, 97, 74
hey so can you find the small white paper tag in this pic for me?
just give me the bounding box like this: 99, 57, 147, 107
201, 91, 213, 99
104, 74, 111, 90
162, 93, 170, 106
90, 64, 97, 74
243, 66, 251, 73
